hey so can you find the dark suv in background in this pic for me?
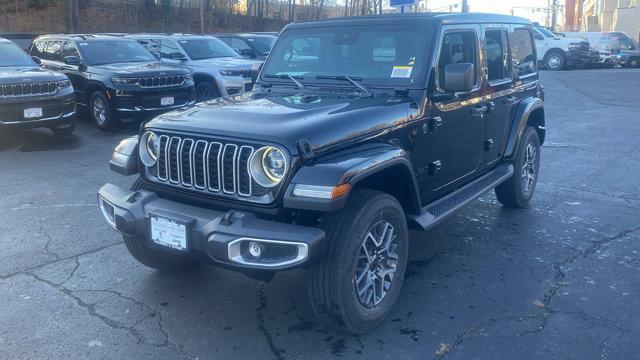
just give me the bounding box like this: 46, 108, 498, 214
30, 35, 195, 129
215, 33, 277, 61
0, 38, 75, 136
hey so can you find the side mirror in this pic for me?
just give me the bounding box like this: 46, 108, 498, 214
31, 56, 41, 65
533, 33, 544, 41
238, 48, 256, 58
63, 55, 82, 65
169, 52, 187, 61
443, 63, 475, 93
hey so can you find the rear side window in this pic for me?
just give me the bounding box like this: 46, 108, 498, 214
485, 29, 511, 82
511, 28, 536, 77
230, 38, 251, 51
44, 40, 62, 61
160, 40, 182, 59
437, 30, 478, 88
31, 40, 47, 58
138, 38, 161, 53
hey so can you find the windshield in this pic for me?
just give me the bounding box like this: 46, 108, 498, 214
536, 27, 557, 38
79, 40, 156, 65
248, 36, 276, 55
178, 38, 238, 60
0, 42, 36, 67
262, 25, 431, 86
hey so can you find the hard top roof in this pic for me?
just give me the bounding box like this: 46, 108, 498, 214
35, 34, 138, 42
286, 12, 531, 29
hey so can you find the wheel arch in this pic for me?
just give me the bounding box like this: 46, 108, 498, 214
503, 97, 545, 160
192, 72, 223, 96
544, 47, 566, 59
83, 81, 108, 106
283, 143, 422, 216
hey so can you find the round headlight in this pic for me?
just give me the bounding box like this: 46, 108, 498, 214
140, 131, 159, 167
249, 146, 288, 187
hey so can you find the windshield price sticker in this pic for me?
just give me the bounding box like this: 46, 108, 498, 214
391, 66, 412, 78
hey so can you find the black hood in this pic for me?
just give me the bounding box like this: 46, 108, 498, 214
145, 91, 412, 156
90, 61, 190, 77
0, 66, 67, 84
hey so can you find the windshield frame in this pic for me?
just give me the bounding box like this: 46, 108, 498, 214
78, 39, 157, 66
177, 37, 239, 60
259, 24, 433, 89
0, 41, 37, 67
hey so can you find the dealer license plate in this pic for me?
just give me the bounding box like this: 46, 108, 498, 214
160, 97, 175, 106
150, 215, 187, 251
24, 108, 43, 119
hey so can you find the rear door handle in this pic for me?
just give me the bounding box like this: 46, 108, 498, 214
504, 96, 518, 106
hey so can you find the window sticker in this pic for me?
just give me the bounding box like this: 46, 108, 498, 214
78, 42, 88, 46
391, 66, 412, 78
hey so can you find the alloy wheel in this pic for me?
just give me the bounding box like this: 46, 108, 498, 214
196, 85, 213, 102
92, 97, 107, 125
521, 142, 538, 194
547, 55, 561, 69
354, 220, 399, 308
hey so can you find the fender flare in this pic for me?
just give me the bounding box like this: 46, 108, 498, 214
503, 97, 544, 160
283, 143, 421, 213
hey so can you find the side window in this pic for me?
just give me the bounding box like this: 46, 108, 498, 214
45, 40, 62, 61
31, 40, 47, 58
437, 30, 478, 88
160, 40, 181, 59
61, 41, 80, 59
230, 38, 251, 51
138, 38, 161, 53
511, 28, 536, 77
485, 29, 511, 82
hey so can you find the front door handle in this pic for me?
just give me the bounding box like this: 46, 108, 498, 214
504, 96, 518, 106
471, 104, 488, 116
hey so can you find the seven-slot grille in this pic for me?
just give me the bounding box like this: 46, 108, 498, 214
152, 135, 255, 197
0, 82, 58, 98
139, 75, 185, 89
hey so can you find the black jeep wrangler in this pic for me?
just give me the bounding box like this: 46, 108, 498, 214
99, 13, 545, 334
0, 38, 75, 136
30, 34, 195, 130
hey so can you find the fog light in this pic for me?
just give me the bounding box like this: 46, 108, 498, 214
248, 242, 262, 258
98, 196, 116, 228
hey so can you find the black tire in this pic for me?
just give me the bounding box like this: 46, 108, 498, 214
308, 189, 409, 334
495, 126, 540, 208
628, 57, 640, 68
89, 91, 119, 130
50, 123, 75, 137
544, 51, 566, 71
195, 81, 219, 102
123, 178, 196, 272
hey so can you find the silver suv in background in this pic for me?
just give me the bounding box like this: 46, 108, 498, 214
131, 34, 261, 101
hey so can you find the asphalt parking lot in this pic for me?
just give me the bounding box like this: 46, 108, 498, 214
1, 69, 639, 360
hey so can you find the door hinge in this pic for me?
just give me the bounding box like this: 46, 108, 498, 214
428, 160, 442, 176
483, 139, 495, 151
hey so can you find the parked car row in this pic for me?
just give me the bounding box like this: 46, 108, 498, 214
0, 32, 277, 134
532, 24, 640, 70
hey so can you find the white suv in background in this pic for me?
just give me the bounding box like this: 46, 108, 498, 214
132, 34, 261, 101
532, 25, 591, 70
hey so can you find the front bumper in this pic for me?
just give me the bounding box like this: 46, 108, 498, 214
111, 87, 196, 114
0, 93, 76, 129
98, 183, 325, 271
565, 49, 592, 66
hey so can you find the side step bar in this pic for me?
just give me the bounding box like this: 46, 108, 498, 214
407, 164, 514, 231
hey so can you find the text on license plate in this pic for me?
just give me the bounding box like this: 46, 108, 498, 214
161, 97, 175, 106
150, 215, 187, 251
24, 108, 43, 119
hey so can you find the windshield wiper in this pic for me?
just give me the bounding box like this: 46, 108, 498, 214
316, 75, 371, 96
264, 74, 305, 90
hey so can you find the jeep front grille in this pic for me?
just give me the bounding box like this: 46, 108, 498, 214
139, 75, 185, 89
0, 82, 58, 98
152, 135, 255, 197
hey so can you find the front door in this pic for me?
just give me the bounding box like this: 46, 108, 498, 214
415, 26, 486, 204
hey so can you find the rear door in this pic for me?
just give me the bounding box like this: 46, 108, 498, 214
481, 25, 514, 166
417, 25, 486, 203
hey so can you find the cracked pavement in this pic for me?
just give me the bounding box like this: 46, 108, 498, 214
1, 69, 639, 359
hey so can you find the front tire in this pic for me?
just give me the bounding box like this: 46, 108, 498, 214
545, 51, 566, 71
195, 81, 219, 102
123, 178, 196, 272
90, 91, 119, 130
495, 126, 540, 208
50, 123, 75, 137
308, 189, 409, 334
628, 57, 640, 68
